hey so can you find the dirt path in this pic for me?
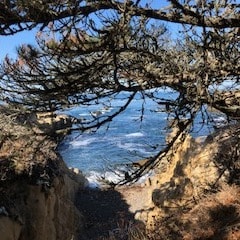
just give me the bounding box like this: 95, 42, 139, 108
75, 185, 152, 240
117, 185, 153, 214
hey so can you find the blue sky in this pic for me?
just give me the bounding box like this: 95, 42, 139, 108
0, 0, 180, 60
0, 29, 37, 60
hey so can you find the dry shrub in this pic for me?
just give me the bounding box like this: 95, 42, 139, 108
212, 124, 240, 185
147, 185, 240, 240
181, 185, 240, 240
99, 220, 147, 240
0, 111, 60, 183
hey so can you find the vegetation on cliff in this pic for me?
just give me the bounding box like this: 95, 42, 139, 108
0, 108, 58, 182
0, 107, 87, 240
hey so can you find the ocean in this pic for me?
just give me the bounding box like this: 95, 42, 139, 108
58, 89, 225, 187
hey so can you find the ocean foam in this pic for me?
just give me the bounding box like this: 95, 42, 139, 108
85, 170, 123, 188
213, 116, 226, 123
117, 142, 144, 152
125, 132, 144, 137
85, 167, 154, 188
70, 137, 97, 147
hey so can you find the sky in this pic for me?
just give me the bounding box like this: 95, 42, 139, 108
0, 29, 37, 60
0, 0, 181, 61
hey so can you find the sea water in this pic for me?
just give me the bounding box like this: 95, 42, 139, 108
58, 90, 225, 187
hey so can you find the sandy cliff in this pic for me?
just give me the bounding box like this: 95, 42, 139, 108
0, 110, 87, 240
118, 123, 240, 239
0, 172, 86, 240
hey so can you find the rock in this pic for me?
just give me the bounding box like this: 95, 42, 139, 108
152, 177, 194, 208
36, 112, 73, 137
0, 216, 22, 240
151, 123, 240, 210
0, 169, 86, 240
0, 112, 87, 240
132, 158, 152, 167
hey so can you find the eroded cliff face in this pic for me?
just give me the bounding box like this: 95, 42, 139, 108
0, 172, 86, 240
124, 124, 240, 231
151, 123, 240, 210
143, 125, 240, 240
0, 111, 87, 240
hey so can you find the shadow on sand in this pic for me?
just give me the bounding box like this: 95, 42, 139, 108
75, 187, 145, 240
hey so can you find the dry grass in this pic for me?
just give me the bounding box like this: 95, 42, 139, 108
146, 185, 240, 240
181, 185, 240, 240
100, 220, 147, 240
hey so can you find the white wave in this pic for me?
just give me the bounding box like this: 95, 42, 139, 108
78, 113, 89, 116
85, 171, 102, 188
213, 116, 226, 123
117, 142, 140, 151
125, 132, 144, 138
212, 116, 227, 128
101, 106, 113, 113
85, 170, 123, 188
70, 137, 96, 147
85, 168, 155, 189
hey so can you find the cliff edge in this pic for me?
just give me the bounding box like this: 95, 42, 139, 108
0, 110, 87, 240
